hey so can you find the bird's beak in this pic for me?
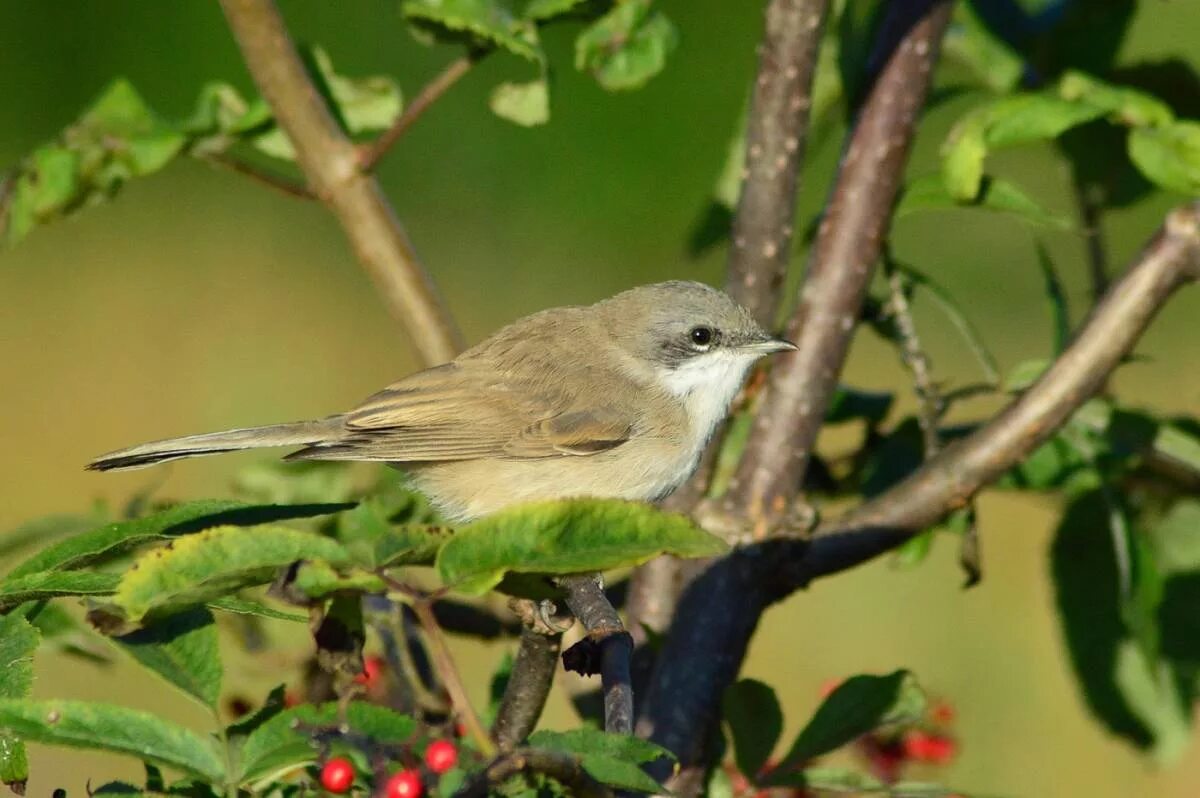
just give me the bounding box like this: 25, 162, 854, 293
742, 336, 798, 355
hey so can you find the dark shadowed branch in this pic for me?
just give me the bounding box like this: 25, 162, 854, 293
560, 574, 634, 735
492, 626, 563, 750
360, 53, 483, 172
721, 0, 955, 537
638, 201, 1200, 791
219, 0, 462, 365
454, 748, 613, 798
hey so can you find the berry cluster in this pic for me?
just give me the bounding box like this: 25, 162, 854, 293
858, 698, 959, 783
319, 739, 460, 796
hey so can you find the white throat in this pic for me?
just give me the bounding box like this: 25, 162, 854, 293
659, 350, 757, 446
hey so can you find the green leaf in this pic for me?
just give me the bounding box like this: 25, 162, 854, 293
207, 596, 307, 623
1128, 122, 1200, 196
436, 499, 726, 594
772, 671, 925, 775
490, 79, 550, 127
528, 728, 670, 793
942, 94, 1107, 199
310, 46, 403, 134
238, 702, 417, 783
0, 571, 119, 611
0, 510, 107, 563
8, 499, 349, 579
1058, 71, 1174, 128
181, 82, 272, 136
403, 0, 543, 63
523, 0, 588, 21
225, 685, 288, 740
722, 679, 782, 779
1003, 358, 1049, 393
575, 0, 678, 91
288, 560, 388, 600
0, 613, 38, 792
111, 608, 223, 710
336, 499, 450, 569
1149, 500, 1200, 575
1035, 242, 1071, 355
113, 524, 350, 622
896, 173, 1070, 230
0, 699, 224, 782
943, 2, 1024, 93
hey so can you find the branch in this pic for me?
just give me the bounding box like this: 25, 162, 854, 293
359, 53, 481, 172
559, 574, 634, 735
202, 151, 315, 200
721, 0, 955, 536
219, 0, 462, 365
492, 626, 563, 750
729, 0, 832, 325
796, 201, 1200, 575
638, 202, 1200, 789
454, 748, 613, 798
625, 0, 831, 653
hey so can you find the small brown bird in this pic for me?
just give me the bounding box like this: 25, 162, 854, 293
89, 281, 794, 522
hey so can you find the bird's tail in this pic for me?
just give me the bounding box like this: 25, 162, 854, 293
87, 419, 340, 472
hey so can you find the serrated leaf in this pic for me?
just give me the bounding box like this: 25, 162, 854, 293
722, 679, 782, 779
575, 0, 678, 91
771, 671, 925, 775
112, 608, 222, 710
436, 499, 726, 594
490, 79, 550, 127
404, 0, 543, 62
0, 614, 39, 791
0, 699, 224, 782
1058, 71, 1174, 128
8, 500, 349, 579
528, 728, 669, 793
238, 702, 417, 783
335, 499, 449, 569
896, 173, 1069, 229
1128, 122, 1200, 195
207, 596, 307, 623
523, 0, 588, 21
113, 524, 350, 622
0, 571, 119, 611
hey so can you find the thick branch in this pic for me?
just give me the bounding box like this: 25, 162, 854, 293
795, 202, 1200, 574
639, 202, 1200, 787
729, 0, 831, 324
219, 0, 462, 365
492, 627, 562, 750
722, 0, 955, 535
625, 0, 831, 653
360, 54, 480, 172
455, 748, 613, 798
560, 574, 634, 735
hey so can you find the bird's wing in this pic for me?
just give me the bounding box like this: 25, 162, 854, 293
286, 362, 634, 463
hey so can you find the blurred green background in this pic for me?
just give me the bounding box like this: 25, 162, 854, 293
1, 1, 1198, 795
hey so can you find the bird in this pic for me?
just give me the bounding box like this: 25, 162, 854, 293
89, 281, 795, 522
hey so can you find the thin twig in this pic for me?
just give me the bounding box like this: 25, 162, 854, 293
202, 151, 315, 199
408, 598, 497, 758
719, 0, 956, 539
219, 0, 462, 365
359, 53, 481, 172
454, 748, 613, 798
883, 263, 943, 456
559, 574, 634, 735
492, 625, 562, 750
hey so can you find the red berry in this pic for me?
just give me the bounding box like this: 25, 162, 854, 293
903, 731, 956, 765
385, 769, 423, 798
320, 757, 355, 794
284, 691, 302, 708
424, 739, 458, 773
354, 656, 385, 688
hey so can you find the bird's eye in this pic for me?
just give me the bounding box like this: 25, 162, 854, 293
689, 326, 714, 347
